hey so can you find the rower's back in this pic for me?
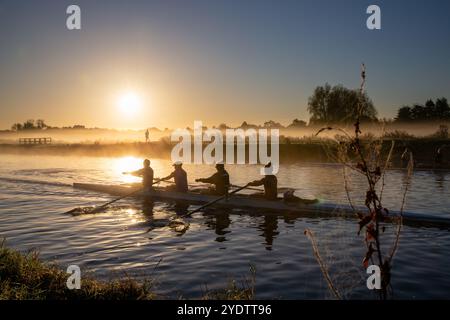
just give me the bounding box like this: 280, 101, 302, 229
174, 167, 188, 192
213, 169, 230, 195
141, 166, 154, 189
263, 175, 278, 200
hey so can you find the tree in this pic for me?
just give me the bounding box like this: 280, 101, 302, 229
287, 118, 307, 128
435, 98, 450, 120
263, 120, 284, 129
239, 121, 258, 129
395, 106, 413, 122
394, 98, 450, 122
36, 119, 47, 129
23, 119, 35, 130
11, 123, 23, 131
410, 105, 425, 120
307, 83, 377, 124
424, 99, 435, 120
217, 123, 229, 130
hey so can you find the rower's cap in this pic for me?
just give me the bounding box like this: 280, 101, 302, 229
173, 161, 183, 167
215, 162, 225, 169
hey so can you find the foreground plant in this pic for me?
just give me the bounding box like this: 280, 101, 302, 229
0, 240, 255, 300
305, 64, 413, 299
0, 240, 157, 300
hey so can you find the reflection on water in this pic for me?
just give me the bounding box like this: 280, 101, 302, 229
433, 171, 447, 190
0, 154, 450, 299
258, 215, 279, 250
204, 212, 232, 242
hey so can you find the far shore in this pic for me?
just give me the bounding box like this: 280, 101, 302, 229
1, 138, 449, 169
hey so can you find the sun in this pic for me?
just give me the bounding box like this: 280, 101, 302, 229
117, 91, 142, 116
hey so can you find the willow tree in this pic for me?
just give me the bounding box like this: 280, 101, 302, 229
307, 83, 377, 125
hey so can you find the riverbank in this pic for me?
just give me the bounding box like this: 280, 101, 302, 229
1, 138, 449, 168
0, 243, 253, 300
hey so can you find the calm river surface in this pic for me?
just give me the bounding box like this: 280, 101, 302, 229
0, 154, 449, 299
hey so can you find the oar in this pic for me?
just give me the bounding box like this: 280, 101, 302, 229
230, 184, 298, 193
182, 184, 249, 218
65, 179, 162, 214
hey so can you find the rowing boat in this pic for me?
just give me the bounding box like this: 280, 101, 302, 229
73, 182, 327, 213
72, 183, 450, 227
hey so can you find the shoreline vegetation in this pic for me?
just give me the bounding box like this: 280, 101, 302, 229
1, 135, 449, 169
0, 242, 254, 300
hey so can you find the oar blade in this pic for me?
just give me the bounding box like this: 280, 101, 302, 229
64, 207, 82, 215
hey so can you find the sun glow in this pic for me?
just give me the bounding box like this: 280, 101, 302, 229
113, 156, 143, 183
117, 91, 142, 116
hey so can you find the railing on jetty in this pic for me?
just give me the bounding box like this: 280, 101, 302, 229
18, 137, 52, 145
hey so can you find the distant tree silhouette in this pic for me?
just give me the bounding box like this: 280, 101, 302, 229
395, 106, 413, 122
36, 119, 47, 129
263, 120, 284, 129
239, 121, 258, 129
11, 123, 23, 131
436, 98, 450, 119
307, 83, 377, 124
395, 98, 450, 122
287, 118, 307, 128
10, 119, 46, 131
23, 119, 35, 130
217, 123, 229, 130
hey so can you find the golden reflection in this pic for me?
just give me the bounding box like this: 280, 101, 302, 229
113, 156, 143, 183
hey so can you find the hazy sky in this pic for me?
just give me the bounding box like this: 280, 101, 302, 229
1, 0, 449, 130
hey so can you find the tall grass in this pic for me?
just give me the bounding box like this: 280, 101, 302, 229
0, 241, 156, 300
305, 65, 413, 299
0, 241, 255, 300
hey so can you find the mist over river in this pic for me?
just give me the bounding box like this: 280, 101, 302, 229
1, 154, 449, 299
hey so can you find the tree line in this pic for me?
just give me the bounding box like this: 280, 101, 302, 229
9, 85, 449, 132
395, 98, 450, 122
10, 119, 86, 131
306, 83, 449, 124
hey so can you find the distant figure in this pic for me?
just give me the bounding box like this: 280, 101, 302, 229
400, 147, 413, 168
123, 159, 154, 190
145, 129, 150, 143
248, 162, 278, 200
196, 163, 230, 196
160, 161, 188, 193
435, 147, 444, 167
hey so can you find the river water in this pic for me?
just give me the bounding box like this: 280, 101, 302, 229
0, 154, 449, 299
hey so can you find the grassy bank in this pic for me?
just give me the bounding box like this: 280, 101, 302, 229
0, 243, 254, 300
0, 243, 157, 300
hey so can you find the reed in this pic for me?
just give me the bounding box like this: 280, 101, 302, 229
305, 64, 414, 299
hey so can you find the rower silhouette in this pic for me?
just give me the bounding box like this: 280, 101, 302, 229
160, 161, 188, 192
195, 163, 230, 196
123, 159, 155, 190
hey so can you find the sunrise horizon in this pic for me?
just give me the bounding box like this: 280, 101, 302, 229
1, 1, 449, 131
